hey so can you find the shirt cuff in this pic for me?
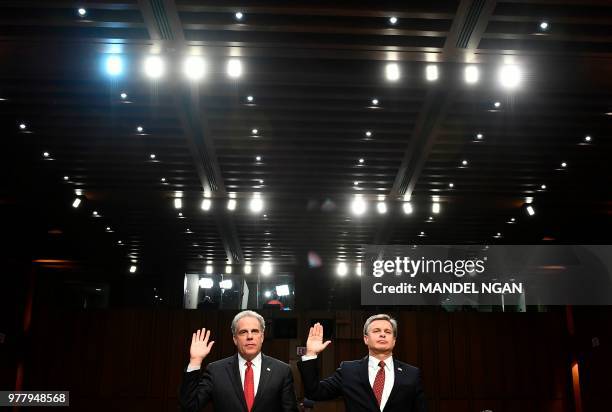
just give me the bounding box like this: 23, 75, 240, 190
186, 364, 201, 372
301, 355, 318, 361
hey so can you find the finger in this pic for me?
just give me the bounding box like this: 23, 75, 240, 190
308, 326, 314, 337
317, 323, 323, 337
196, 329, 200, 341
207, 340, 215, 350
192, 333, 196, 345
200, 328, 206, 341
203, 329, 210, 345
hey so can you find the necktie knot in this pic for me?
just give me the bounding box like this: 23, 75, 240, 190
246, 361, 252, 368
378, 360, 385, 368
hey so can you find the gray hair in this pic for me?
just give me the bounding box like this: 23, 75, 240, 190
363, 314, 397, 337
231, 310, 266, 336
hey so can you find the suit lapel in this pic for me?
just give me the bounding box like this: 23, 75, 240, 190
359, 356, 380, 410
252, 354, 271, 411
383, 359, 405, 411
225, 354, 248, 412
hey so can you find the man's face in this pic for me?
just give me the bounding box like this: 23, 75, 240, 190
232, 316, 264, 360
363, 320, 396, 353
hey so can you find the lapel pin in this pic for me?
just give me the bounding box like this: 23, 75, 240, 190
266, 367, 271, 371
397, 367, 403, 371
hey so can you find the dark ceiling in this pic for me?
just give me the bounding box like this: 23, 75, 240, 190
2, 0, 612, 309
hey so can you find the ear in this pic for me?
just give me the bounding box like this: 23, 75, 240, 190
232, 335, 238, 346
261, 332, 265, 343
363, 335, 369, 346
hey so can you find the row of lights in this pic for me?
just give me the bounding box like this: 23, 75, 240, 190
173, 193, 265, 213
349, 195, 440, 216
200, 261, 274, 276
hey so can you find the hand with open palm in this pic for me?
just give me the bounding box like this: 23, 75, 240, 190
305, 322, 331, 356
189, 328, 215, 367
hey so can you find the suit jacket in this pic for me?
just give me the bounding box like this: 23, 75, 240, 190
180, 353, 299, 412
298, 356, 426, 412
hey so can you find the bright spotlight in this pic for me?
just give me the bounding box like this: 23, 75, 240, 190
144, 56, 165, 79
129, 265, 137, 273
356, 263, 362, 276
389, 16, 398, 25
336, 262, 348, 277
351, 196, 367, 215
225, 265, 232, 274
249, 196, 264, 213
205, 264, 213, 275
72, 198, 81, 208
264, 290, 272, 298
174, 198, 182, 209
539, 21, 549, 31
499, 65, 522, 89
432, 202, 441, 214
199, 278, 214, 288
276, 284, 290, 297
227, 199, 237, 211
227, 59, 242, 78
260, 261, 273, 276
426, 65, 439, 81
184, 56, 206, 81
219, 279, 233, 289
201, 198, 211, 211
464, 65, 479, 84
377, 202, 387, 214
385, 63, 400, 81
105, 55, 123, 76
403, 202, 413, 214
77, 8, 87, 17
235, 12, 244, 20
244, 263, 252, 274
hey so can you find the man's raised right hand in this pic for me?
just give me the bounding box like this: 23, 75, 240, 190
305, 322, 331, 357
189, 328, 215, 367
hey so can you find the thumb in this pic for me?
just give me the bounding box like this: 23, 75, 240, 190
322, 340, 332, 349
207, 340, 215, 350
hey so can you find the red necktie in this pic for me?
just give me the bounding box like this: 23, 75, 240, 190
244, 361, 254, 412
372, 360, 385, 407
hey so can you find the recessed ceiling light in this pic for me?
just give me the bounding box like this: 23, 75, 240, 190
118, 240, 123, 245
259, 179, 264, 184
359, 158, 364, 164
183, 56, 206, 81
499, 65, 522, 89
449, 182, 454, 188
174, 198, 182, 209
235, 11, 244, 20
526, 205, 535, 216
476, 133, 483, 139
539, 21, 549, 31
385, 63, 400, 81
178, 212, 183, 217
541, 184, 547, 190
252, 128, 258, 135
403, 202, 413, 214
120, 92, 127, 99
351, 196, 367, 215
371, 98, 379, 105
144, 56, 165, 79
43, 152, 50, 158
247, 95, 254, 102
19, 123, 27, 130
137, 126, 143, 133
105, 55, 123, 76
161, 177, 166, 182
77, 8, 87, 17
201, 198, 211, 211
227, 199, 237, 211
249, 196, 264, 213
72, 198, 81, 208
511, 218, 516, 222
150, 154, 156, 159
493, 101, 501, 108
64, 176, 69, 180
336, 262, 348, 277
461, 160, 468, 166
418, 231, 426, 237
227, 59, 242, 78
464, 65, 479, 84
432, 202, 441, 214
354, 181, 359, 186
561, 162, 567, 168
389, 16, 398, 25
425, 64, 439, 81
365, 131, 372, 137
584, 135, 592, 142
377, 202, 387, 214
106, 226, 111, 231
256, 156, 261, 161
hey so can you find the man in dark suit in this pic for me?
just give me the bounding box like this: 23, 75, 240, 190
298, 314, 426, 412
180, 310, 299, 412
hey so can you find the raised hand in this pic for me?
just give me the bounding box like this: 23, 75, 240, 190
189, 328, 215, 366
305, 322, 331, 356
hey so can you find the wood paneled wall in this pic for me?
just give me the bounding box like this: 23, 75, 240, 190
22, 309, 574, 412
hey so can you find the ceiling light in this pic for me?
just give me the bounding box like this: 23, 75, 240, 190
493, 101, 501, 108
449, 183, 454, 188
75, 189, 82, 196
377, 202, 387, 214
174, 198, 182, 209
106, 226, 111, 231
178, 212, 183, 217
476, 133, 483, 139
561, 162, 567, 168
43, 152, 50, 158
205, 264, 213, 274
464, 65, 479, 84
92, 211, 98, 217
403, 202, 413, 214
72, 198, 81, 208
184, 56, 206, 81
244, 263, 252, 274
356, 263, 362, 276
425, 64, 439, 81
225, 265, 232, 274
276, 284, 290, 296
77, 8, 87, 17
255, 156, 261, 162
541, 184, 547, 190
264, 290, 272, 298
351, 196, 367, 215
227, 199, 237, 211
161, 177, 166, 182
120, 92, 127, 99
227, 59, 242, 78
371, 98, 379, 106
432, 202, 441, 214
137, 126, 143, 133
199, 277, 214, 288
260, 261, 272, 276
385, 63, 400, 81
585, 135, 592, 142
150, 153, 156, 159
539, 21, 549, 31
499, 65, 522, 89
461, 160, 468, 166
129, 265, 137, 273
144, 56, 165, 79
526, 205, 535, 216
220, 279, 233, 289
117, 240, 123, 245
249, 196, 264, 213
336, 262, 348, 277
389, 16, 398, 25
418, 231, 426, 237
359, 158, 364, 164
235, 11, 243, 20
105, 55, 123, 76
64, 176, 69, 181
19, 123, 27, 130
247, 95, 254, 102
201, 198, 211, 211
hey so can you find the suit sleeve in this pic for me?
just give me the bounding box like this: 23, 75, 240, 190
179, 366, 214, 412
412, 369, 427, 412
297, 359, 342, 401
281, 365, 300, 412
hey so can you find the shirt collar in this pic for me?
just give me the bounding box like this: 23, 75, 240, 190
238, 352, 262, 368
368, 355, 393, 370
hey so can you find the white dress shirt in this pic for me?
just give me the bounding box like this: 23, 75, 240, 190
186, 352, 262, 396
300, 354, 395, 411
368, 355, 394, 411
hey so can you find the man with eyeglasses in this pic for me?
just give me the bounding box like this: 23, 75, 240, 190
180, 310, 299, 412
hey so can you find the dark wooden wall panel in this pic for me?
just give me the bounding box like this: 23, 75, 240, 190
20, 309, 575, 412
